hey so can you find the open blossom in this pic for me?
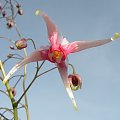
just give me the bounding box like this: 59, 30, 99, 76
3, 10, 120, 110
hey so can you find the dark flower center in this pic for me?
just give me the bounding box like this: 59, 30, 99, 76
72, 76, 78, 86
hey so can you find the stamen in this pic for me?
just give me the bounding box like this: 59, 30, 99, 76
53, 51, 61, 59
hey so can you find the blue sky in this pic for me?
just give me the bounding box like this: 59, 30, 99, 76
0, 0, 120, 120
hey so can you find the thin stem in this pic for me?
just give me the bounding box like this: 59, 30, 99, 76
13, 105, 18, 120
27, 38, 36, 49
0, 36, 15, 44
27, 38, 39, 68
17, 64, 57, 103
14, 24, 22, 38
36, 67, 57, 78
13, 75, 23, 88
0, 113, 10, 120
22, 48, 30, 120
68, 63, 76, 74
0, 107, 13, 115
0, 61, 18, 120
0, 89, 9, 97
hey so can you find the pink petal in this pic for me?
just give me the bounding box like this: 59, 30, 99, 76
41, 12, 61, 48
67, 38, 112, 53
57, 60, 78, 110
3, 47, 49, 83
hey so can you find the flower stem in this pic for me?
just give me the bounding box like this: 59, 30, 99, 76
17, 63, 56, 104
23, 48, 30, 120
0, 61, 18, 120
13, 103, 18, 120
69, 64, 76, 74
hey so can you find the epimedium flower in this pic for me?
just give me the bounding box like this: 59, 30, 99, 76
3, 10, 120, 110
15, 38, 27, 50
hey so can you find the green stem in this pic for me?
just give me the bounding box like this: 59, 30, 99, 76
17, 63, 56, 104
23, 48, 30, 120
0, 61, 18, 120
68, 64, 76, 74
13, 103, 18, 120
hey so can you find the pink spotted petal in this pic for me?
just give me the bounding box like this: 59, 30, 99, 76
3, 47, 49, 83
66, 38, 112, 53
41, 12, 61, 48
57, 60, 78, 110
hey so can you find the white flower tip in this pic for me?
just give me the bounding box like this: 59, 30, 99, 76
111, 32, 120, 41
72, 100, 78, 111
35, 10, 42, 16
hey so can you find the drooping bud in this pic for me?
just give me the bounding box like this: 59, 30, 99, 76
9, 45, 15, 50
15, 38, 27, 50
16, 4, 21, 8
6, 21, 14, 29
7, 54, 13, 58
10, 87, 16, 96
18, 9, 23, 15
0, 3, 2, 10
68, 74, 82, 91
2, 10, 6, 17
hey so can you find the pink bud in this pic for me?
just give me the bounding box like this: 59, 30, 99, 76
10, 87, 16, 96
18, 9, 23, 15
15, 38, 27, 50
0, 3, 2, 10
9, 46, 15, 50
68, 74, 82, 91
6, 21, 14, 29
16, 4, 21, 8
2, 10, 6, 17
7, 54, 13, 58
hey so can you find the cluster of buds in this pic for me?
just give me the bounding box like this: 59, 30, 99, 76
16, 3, 23, 15
6, 20, 14, 29
0, 0, 23, 29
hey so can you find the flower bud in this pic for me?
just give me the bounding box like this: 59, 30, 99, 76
18, 9, 23, 15
6, 21, 14, 29
68, 74, 82, 91
16, 4, 21, 8
2, 10, 6, 17
9, 45, 15, 50
0, 3, 2, 10
15, 38, 27, 50
7, 54, 13, 58
10, 87, 16, 96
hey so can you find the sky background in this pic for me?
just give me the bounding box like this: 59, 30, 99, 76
0, 0, 120, 120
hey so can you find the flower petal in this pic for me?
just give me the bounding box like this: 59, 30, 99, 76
57, 60, 78, 111
61, 37, 69, 45
3, 47, 49, 84
65, 38, 112, 53
40, 11, 61, 46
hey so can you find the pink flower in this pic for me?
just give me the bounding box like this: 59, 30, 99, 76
3, 10, 120, 110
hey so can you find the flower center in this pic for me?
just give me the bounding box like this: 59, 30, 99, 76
53, 51, 61, 59
48, 49, 65, 63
